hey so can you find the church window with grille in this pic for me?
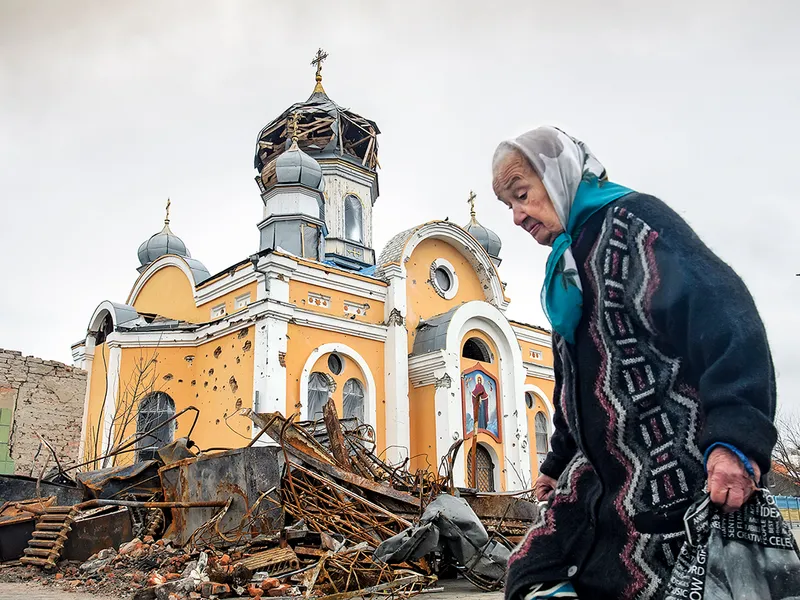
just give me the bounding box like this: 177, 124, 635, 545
467, 444, 495, 492
307, 372, 330, 420
343, 378, 365, 422
344, 195, 363, 243
136, 392, 176, 462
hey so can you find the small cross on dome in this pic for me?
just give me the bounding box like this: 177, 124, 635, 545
467, 190, 477, 220
310, 48, 329, 94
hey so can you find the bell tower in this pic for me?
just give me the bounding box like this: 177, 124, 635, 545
254, 50, 380, 270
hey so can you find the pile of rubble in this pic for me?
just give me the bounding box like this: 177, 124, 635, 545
0, 400, 539, 599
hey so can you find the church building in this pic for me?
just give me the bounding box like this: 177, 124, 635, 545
71, 52, 555, 492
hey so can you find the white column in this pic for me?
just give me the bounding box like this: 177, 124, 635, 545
382, 265, 410, 464
251, 255, 295, 444
100, 342, 122, 467
501, 359, 531, 489
409, 349, 461, 482
252, 318, 269, 415
264, 317, 289, 412
437, 349, 465, 486
77, 336, 96, 464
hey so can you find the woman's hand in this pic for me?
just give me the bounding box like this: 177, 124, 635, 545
534, 474, 558, 502
707, 446, 761, 513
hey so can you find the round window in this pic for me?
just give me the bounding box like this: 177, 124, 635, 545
434, 267, 452, 292
429, 258, 459, 300
525, 392, 534, 410
327, 353, 343, 375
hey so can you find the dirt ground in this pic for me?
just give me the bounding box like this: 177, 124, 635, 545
0, 575, 502, 600
0, 580, 121, 599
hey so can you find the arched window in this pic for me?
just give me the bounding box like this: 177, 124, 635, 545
136, 392, 175, 462
344, 195, 363, 243
467, 444, 495, 492
535, 412, 549, 459
308, 372, 330, 420
343, 378, 365, 422
462, 337, 492, 363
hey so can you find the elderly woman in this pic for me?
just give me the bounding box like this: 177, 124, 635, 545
492, 127, 777, 600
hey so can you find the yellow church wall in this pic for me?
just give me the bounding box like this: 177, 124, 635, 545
131, 263, 259, 325
460, 330, 506, 491
131, 265, 202, 323
82, 341, 112, 466
288, 281, 385, 325
408, 384, 437, 473
185, 327, 256, 451
109, 345, 194, 467
284, 323, 386, 450
196, 281, 259, 318
81, 326, 256, 468
405, 239, 487, 354
519, 341, 554, 367
525, 375, 556, 482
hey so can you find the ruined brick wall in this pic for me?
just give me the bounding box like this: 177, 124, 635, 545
0, 349, 87, 476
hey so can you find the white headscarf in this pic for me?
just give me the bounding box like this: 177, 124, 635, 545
493, 126, 631, 342
492, 126, 608, 233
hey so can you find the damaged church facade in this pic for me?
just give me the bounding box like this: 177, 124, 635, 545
72, 54, 555, 492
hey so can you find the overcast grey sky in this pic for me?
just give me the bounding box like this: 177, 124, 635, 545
2, 1, 799, 413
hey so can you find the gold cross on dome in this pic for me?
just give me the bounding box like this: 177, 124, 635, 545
165, 198, 171, 224
467, 190, 477, 219
311, 48, 328, 84
287, 112, 300, 142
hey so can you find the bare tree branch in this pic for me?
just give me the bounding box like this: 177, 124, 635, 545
772, 411, 800, 494
84, 343, 163, 471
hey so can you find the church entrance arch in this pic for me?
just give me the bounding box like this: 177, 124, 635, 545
467, 443, 497, 492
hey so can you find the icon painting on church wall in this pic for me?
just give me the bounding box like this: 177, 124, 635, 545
462, 367, 501, 441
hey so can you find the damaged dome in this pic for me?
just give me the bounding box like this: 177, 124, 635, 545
254, 85, 380, 190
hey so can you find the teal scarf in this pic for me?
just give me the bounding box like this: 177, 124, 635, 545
542, 179, 633, 344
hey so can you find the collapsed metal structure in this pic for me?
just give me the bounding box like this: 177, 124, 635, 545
0, 401, 539, 598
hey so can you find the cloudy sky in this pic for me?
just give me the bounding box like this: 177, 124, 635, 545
2, 1, 798, 414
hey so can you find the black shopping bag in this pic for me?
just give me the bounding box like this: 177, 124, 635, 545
664, 490, 800, 599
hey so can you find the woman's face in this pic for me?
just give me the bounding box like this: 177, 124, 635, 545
493, 150, 564, 246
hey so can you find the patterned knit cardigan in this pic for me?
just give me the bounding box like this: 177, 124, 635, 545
506, 194, 777, 600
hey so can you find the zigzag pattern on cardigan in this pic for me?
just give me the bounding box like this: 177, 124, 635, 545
585, 207, 704, 599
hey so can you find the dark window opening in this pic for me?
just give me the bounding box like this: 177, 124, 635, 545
95, 313, 114, 345
434, 267, 452, 292
525, 392, 534, 410
136, 392, 175, 462
328, 353, 344, 375
462, 338, 492, 363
